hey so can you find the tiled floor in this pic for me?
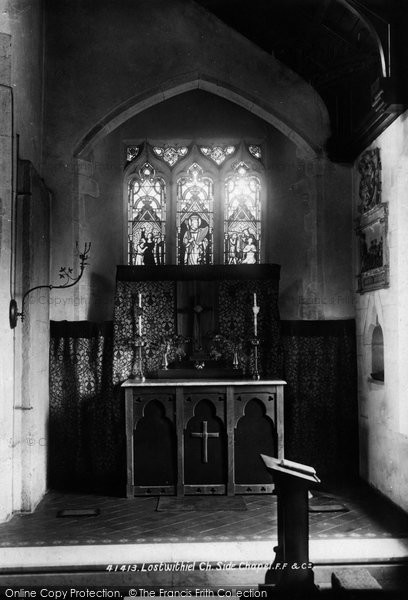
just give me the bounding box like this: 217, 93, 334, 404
1, 479, 408, 548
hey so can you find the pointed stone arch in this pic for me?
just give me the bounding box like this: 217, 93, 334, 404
74, 75, 323, 160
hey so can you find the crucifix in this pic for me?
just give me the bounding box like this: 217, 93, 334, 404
176, 281, 215, 357
190, 420, 219, 463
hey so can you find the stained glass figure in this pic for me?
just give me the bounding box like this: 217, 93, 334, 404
177, 163, 213, 265
248, 145, 262, 160
126, 145, 141, 163
128, 163, 166, 265
200, 145, 235, 166
152, 145, 189, 167
224, 162, 261, 264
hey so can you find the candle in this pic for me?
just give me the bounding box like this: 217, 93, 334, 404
253, 292, 259, 337
138, 293, 142, 336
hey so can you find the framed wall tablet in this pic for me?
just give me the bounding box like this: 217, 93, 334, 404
356, 149, 389, 293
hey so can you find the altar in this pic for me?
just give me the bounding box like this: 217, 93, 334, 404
123, 378, 285, 496
114, 264, 284, 496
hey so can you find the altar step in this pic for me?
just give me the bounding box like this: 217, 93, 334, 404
2, 536, 408, 594
1, 562, 408, 596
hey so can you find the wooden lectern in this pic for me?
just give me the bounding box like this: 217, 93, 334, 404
260, 454, 320, 595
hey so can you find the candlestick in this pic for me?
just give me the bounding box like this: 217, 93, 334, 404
138, 293, 142, 336
131, 340, 145, 381
252, 293, 260, 337
251, 337, 260, 380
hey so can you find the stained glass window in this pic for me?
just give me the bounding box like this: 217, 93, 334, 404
248, 145, 262, 160
128, 163, 166, 265
126, 141, 264, 266
224, 162, 261, 264
152, 145, 189, 167
126, 145, 141, 163
200, 145, 235, 166
176, 163, 214, 265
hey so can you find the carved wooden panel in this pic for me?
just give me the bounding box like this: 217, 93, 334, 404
184, 399, 227, 485
234, 398, 276, 485
184, 391, 226, 426
124, 381, 284, 496
133, 392, 176, 428
234, 389, 276, 428
133, 399, 177, 487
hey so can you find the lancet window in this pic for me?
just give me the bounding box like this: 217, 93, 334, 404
177, 163, 214, 265
224, 162, 261, 264
127, 163, 166, 266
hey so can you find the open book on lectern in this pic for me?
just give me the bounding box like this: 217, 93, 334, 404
261, 454, 321, 484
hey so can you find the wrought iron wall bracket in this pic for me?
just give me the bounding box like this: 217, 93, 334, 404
9, 242, 91, 329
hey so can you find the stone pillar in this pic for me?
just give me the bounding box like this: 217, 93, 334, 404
0, 31, 14, 521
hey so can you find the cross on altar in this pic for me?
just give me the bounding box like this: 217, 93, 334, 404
190, 420, 219, 463
177, 301, 212, 354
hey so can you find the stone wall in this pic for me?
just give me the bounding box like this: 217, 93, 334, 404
0, 27, 13, 522
42, 0, 354, 324
42, 0, 353, 323
0, 0, 49, 522
355, 112, 408, 511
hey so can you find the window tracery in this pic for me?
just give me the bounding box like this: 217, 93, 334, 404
199, 145, 236, 166
125, 142, 264, 265
248, 145, 262, 160
127, 163, 166, 265
126, 145, 142, 163
152, 145, 189, 167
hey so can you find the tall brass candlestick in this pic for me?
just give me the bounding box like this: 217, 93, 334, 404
251, 338, 260, 380
138, 292, 142, 336
131, 293, 145, 381
132, 342, 145, 382
253, 292, 259, 336
252, 292, 260, 380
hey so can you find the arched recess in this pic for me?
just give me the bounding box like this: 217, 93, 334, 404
235, 398, 277, 486
371, 324, 384, 381
74, 75, 322, 161
133, 400, 177, 486
184, 399, 227, 486
363, 294, 385, 384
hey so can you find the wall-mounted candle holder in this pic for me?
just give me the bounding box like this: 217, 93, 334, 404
9, 242, 91, 329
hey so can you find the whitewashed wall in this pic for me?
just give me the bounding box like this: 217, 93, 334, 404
356, 112, 408, 511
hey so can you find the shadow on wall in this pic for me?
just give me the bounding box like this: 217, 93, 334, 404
86, 272, 116, 322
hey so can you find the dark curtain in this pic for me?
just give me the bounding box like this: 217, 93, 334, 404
281, 319, 358, 480
48, 321, 125, 493
218, 279, 282, 377
48, 318, 358, 493
112, 280, 176, 381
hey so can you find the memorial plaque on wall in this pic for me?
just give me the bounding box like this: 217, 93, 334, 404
356, 149, 389, 293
